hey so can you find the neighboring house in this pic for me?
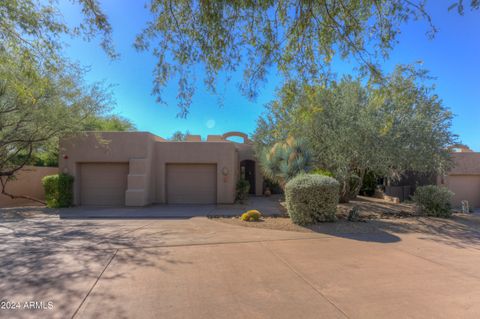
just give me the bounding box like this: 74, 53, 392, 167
438, 145, 480, 209
59, 131, 263, 206
383, 144, 480, 209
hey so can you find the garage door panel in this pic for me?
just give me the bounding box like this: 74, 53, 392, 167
80, 163, 128, 206
448, 175, 480, 208
167, 164, 216, 204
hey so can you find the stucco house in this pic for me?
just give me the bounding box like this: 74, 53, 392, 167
438, 145, 480, 209
59, 131, 263, 206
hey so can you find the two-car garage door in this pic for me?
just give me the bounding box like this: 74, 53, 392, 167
166, 164, 217, 204
80, 163, 128, 206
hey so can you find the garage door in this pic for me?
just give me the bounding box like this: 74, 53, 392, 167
448, 175, 480, 208
166, 164, 216, 204
80, 163, 128, 206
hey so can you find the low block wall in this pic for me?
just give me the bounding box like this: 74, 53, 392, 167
0, 166, 58, 208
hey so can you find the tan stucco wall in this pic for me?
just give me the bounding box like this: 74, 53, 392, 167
154, 142, 237, 204
439, 152, 480, 208
0, 166, 58, 208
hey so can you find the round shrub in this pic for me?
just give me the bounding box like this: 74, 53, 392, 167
240, 210, 262, 221
42, 173, 74, 208
285, 174, 340, 225
412, 185, 453, 218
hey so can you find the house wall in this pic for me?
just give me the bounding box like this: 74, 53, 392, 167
154, 141, 237, 204
0, 166, 58, 208
439, 152, 480, 209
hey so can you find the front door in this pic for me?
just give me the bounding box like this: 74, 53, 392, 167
240, 160, 256, 195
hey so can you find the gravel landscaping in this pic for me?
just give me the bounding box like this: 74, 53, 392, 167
213, 196, 477, 236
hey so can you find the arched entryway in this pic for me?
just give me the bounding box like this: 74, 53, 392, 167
240, 160, 256, 195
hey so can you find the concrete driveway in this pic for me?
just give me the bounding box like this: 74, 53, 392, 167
1, 207, 480, 318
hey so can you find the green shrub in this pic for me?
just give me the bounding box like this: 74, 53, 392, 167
412, 185, 453, 218
42, 173, 74, 208
240, 210, 262, 221
285, 174, 340, 225
236, 178, 250, 202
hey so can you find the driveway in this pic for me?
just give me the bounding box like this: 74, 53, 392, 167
1, 207, 480, 318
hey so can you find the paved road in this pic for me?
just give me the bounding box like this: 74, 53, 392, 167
1, 209, 480, 318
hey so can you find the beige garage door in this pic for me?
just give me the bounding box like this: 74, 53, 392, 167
448, 175, 480, 208
80, 163, 128, 206
166, 164, 216, 204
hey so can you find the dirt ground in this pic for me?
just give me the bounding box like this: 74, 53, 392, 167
214, 196, 478, 236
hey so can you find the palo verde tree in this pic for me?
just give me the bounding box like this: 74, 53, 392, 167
0, 0, 124, 202
254, 66, 456, 201
0, 49, 114, 203
135, 0, 479, 116
2, 1, 478, 117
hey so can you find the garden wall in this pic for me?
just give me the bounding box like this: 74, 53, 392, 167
0, 166, 58, 208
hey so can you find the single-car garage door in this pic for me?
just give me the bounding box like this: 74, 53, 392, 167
80, 163, 128, 206
166, 164, 216, 204
448, 175, 480, 208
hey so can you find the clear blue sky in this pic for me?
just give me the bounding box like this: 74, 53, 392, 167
59, 1, 480, 150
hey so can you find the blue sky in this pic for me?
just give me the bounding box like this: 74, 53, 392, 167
60, 1, 480, 150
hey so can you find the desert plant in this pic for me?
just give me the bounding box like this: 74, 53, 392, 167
240, 210, 262, 221
285, 174, 340, 225
42, 174, 74, 208
260, 137, 311, 188
235, 178, 250, 202
412, 185, 453, 217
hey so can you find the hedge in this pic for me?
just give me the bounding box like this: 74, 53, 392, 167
412, 185, 453, 218
42, 173, 74, 208
285, 174, 340, 225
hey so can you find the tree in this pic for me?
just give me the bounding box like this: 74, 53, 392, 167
169, 130, 190, 141
0, 48, 113, 203
82, 115, 136, 132
2, 1, 477, 116
0, 0, 124, 203
254, 66, 456, 201
260, 137, 311, 188
0, 0, 117, 63
135, 0, 479, 116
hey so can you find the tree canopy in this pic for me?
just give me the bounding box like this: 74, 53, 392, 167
253, 66, 456, 200
1, 1, 478, 116
135, 0, 478, 116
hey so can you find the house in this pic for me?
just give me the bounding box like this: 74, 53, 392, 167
59, 131, 263, 206
438, 145, 480, 209
383, 144, 480, 209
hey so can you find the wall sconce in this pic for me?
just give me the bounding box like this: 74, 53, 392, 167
222, 167, 229, 182
222, 167, 229, 176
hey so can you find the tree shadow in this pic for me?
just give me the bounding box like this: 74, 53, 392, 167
302, 213, 480, 248
0, 215, 192, 318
